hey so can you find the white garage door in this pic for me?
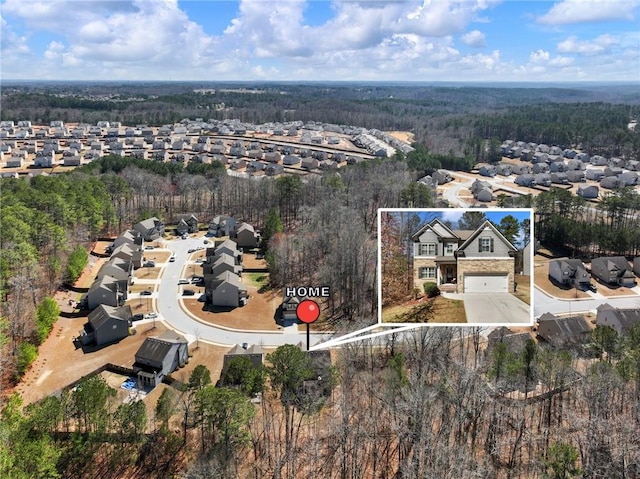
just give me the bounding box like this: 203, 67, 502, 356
464, 274, 508, 293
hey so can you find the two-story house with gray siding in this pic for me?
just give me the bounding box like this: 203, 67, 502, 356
412, 219, 517, 294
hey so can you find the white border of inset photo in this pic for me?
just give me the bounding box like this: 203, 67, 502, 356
378, 208, 534, 327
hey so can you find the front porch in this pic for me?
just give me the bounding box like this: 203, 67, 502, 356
435, 257, 457, 288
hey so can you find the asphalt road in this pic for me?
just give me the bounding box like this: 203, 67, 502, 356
533, 287, 640, 316
152, 235, 333, 348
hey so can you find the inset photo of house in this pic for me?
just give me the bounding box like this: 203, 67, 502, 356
379, 208, 533, 326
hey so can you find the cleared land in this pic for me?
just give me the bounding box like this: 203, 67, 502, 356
134, 267, 162, 280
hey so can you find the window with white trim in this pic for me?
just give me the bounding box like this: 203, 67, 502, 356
419, 267, 436, 279
480, 237, 493, 252
419, 243, 436, 256
444, 243, 455, 255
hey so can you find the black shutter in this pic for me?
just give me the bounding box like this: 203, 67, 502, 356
478, 239, 482, 253
490, 237, 494, 253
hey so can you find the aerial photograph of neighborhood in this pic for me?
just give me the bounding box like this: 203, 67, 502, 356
0, 0, 639, 478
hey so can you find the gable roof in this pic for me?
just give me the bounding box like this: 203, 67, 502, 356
457, 220, 517, 253
88, 304, 131, 330
597, 303, 640, 333
411, 218, 460, 241
211, 271, 247, 291
537, 313, 591, 344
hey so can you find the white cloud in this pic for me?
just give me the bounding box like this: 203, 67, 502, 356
537, 0, 639, 25
557, 34, 620, 55
460, 30, 487, 48
529, 50, 550, 63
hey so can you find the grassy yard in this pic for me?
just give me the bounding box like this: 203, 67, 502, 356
245, 272, 269, 290
382, 295, 467, 324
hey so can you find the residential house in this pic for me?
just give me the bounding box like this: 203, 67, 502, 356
112, 229, 143, 250
532, 163, 549, 174
208, 215, 237, 237
79, 304, 131, 346
599, 176, 620, 190
265, 164, 284, 176
585, 169, 605, 181
208, 239, 242, 264
98, 257, 133, 284
550, 172, 569, 185
86, 275, 128, 310
548, 258, 590, 289
512, 164, 532, 175
283, 155, 301, 166
515, 174, 536, 187
604, 166, 623, 177
590, 155, 607, 166
110, 242, 143, 269
134, 330, 189, 388
220, 344, 265, 387
176, 214, 199, 235
534, 174, 551, 187
591, 257, 636, 287
432, 169, 452, 185
301, 158, 318, 170
617, 171, 638, 186
549, 161, 567, 173
536, 313, 591, 348
234, 222, 259, 249
496, 164, 513, 176
280, 295, 307, 321
596, 303, 640, 336
412, 219, 517, 294
487, 327, 532, 356
205, 271, 248, 307
479, 165, 497, 177
203, 253, 242, 277
566, 170, 585, 183
577, 185, 599, 199
133, 217, 165, 241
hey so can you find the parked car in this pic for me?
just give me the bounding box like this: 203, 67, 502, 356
140, 289, 152, 296
178, 279, 189, 285
132, 313, 144, 321
191, 276, 203, 283
187, 249, 196, 254
169, 256, 176, 262
145, 245, 155, 250
144, 312, 158, 320
182, 289, 196, 296
181, 234, 188, 240
203, 239, 210, 244
144, 260, 156, 267
256, 252, 265, 260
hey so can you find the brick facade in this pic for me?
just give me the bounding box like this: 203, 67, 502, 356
414, 258, 436, 291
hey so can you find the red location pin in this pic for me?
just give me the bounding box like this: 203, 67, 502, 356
296, 299, 320, 323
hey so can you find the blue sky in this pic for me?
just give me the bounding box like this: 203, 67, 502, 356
1, 0, 639, 81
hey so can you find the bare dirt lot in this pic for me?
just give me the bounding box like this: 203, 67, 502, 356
183, 285, 282, 331
594, 282, 639, 297
134, 267, 162, 280
92, 240, 113, 255
14, 314, 170, 406
143, 251, 171, 263
387, 131, 414, 143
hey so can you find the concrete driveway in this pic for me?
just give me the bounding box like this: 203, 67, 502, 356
462, 293, 531, 325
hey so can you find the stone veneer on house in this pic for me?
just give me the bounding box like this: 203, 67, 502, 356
456, 259, 515, 294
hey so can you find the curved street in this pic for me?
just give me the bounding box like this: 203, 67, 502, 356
145, 236, 334, 348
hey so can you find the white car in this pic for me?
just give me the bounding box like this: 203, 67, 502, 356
178, 279, 189, 285
144, 312, 158, 320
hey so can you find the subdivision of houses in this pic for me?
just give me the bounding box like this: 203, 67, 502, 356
591, 257, 636, 287
133, 330, 189, 388
596, 303, 640, 336
204, 271, 248, 307
548, 258, 590, 289
79, 304, 132, 347
412, 219, 517, 294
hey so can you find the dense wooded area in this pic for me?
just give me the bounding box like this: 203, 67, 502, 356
2, 326, 639, 478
